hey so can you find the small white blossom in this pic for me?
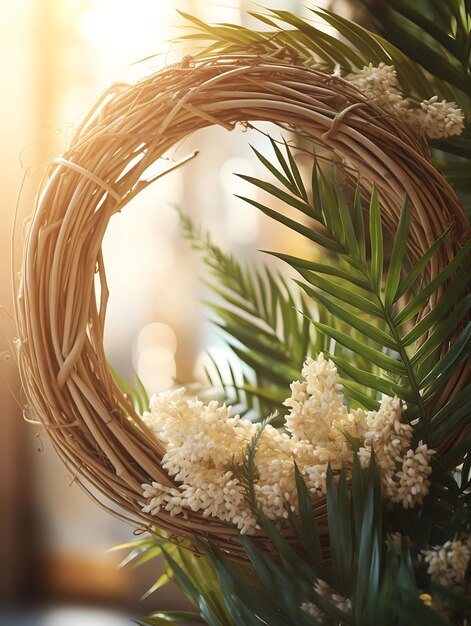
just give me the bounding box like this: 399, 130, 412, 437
422, 540, 470, 587
302, 578, 352, 621
345, 62, 408, 115
390, 442, 435, 508
416, 96, 464, 138
357, 397, 435, 508
343, 63, 465, 139
315, 579, 352, 615
284, 354, 347, 445
301, 601, 325, 621
357, 395, 412, 482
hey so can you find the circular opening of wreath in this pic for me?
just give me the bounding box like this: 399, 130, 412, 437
15, 56, 469, 559
101, 122, 296, 394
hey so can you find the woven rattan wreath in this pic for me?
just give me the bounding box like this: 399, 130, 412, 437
15, 56, 470, 559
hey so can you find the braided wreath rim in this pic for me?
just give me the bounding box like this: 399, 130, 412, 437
15, 55, 470, 559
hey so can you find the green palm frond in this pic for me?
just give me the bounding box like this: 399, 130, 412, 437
177, 205, 328, 422
125, 459, 471, 625
238, 413, 277, 516
201, 455, 471, 626
354, 0, 471, 97
178, 8, 466, 104
115, 537, 235, 626
198, 351, 257, 419
238, 140, 470, 446
109, 365, 149, 414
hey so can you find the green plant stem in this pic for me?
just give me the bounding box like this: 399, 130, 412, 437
356, 257, 430, 439
382, 306, 430, 439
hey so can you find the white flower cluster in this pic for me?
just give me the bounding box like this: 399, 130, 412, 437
417, 96, 465, 139
357, 397, 435, 509
422, 539, 470, 587
141, 354, 435, 533
345, 62, 407, 115
344, 62, 464, 138
300, 602, 325, 622
285, 355, 355, 445
142, 389, 258, 533
301, 578, 352, 622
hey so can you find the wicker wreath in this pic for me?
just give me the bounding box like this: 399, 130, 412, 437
15, 56, 470, 559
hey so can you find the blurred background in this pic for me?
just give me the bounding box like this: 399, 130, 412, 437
0, 1, 353, 623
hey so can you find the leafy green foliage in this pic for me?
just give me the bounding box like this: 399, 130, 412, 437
237, 140, 470, 449
135, 612, 203, 626
177, 204, 327, 423
354, 0, 471, 98
126, 140, 470, 625
109, 365, 149, 415
236, 412, 277, 516
201, 456, 471, 626
114, 536, 236, 626
177, 8, 464, 106
123, 460, 471, 625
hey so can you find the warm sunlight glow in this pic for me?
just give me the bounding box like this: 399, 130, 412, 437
78, 0, 179, 60
138, 346, 176, 393
137, 322, 177, 357
220, 157, 260, 245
